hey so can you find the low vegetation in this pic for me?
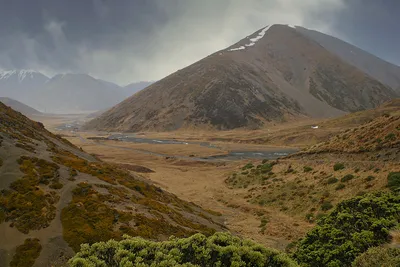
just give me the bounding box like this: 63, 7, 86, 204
298, 114, 400, 159
10, 238, 42, 267
303, 166, 313, 172
333, 163, 345, 171
67, 191, 400, 266
341, 174, 355, 182
226, 160, 277, 188
0, 156, 60, 233
387, 172, 400, 192
61, 182, 215, 252
294, 192, 400, 267
68, 232, 298, 267
352, 247, 400, 267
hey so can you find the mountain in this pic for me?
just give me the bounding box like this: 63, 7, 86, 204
0, 70, 49, 104
0, 97, 41, 116
84, 24, 398, 132
0, 102, 223, 266
34, 73, 127, 113
295, 27, 400, 91
0, 70, 130, 113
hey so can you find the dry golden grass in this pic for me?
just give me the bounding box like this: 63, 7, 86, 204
64, 136, 314, 249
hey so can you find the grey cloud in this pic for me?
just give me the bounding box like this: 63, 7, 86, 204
0, 0, 398, 85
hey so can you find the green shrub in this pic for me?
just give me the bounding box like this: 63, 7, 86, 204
295, 192, 400, 267
320, 201, 333, 211
10, 238, 42, 267
341, 174, 355, 182
387, 172, 400, 192
334, 163, 345, 171
384, 133, 396, 141
352, 247, 400, 267
68, 232, 298, 267
242, 163, 254, 170
365, 176, 375, 182
303, 166, 313, 173
335, 183, 345, 190
49, 181, 63, 189
327, 177, 339, 184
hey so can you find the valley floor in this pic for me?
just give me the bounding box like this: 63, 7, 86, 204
34, 113, 400, 252
62, 133, 312, 249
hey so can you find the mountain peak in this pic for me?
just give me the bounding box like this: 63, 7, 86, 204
84, 24, 397, 132
227, 25, 272, 52
226, 24, 300, 52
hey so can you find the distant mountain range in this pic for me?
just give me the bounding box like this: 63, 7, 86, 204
85, 24, 399, 132
0, 70, 152, 113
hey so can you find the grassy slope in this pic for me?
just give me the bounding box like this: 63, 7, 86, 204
0, 102, 224, 266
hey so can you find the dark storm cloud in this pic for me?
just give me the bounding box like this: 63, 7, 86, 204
0, 0, 398, 84
331, 0, 400, 66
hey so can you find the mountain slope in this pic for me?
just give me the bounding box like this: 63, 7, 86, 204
295, 27, 400, 91
0, 97, 42, 116
287, 99, 400, 161
85, 24, 398, 132
0, 103, 223, 266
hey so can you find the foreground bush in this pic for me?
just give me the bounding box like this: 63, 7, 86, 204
69, 232, 298, 267
294, 192, 400, 267
352, 247, 400, 267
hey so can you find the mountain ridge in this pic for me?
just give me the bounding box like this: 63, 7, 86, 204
84, 24, 398, 132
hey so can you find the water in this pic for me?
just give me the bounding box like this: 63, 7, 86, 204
106, 134, 297, 161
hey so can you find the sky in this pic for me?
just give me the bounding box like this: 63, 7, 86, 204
0, 0, 399, 85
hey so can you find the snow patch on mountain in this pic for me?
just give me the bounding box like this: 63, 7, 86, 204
0, 70, 17, 80
0, 70, 45, 83
228, 25, 271, 52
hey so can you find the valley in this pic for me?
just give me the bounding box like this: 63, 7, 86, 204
1, 14, 399, 266
35, 106, 399, 254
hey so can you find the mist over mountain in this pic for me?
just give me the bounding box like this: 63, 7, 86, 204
0, 71, 149, 113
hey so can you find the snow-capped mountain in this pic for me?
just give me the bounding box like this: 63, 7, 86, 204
0, 70, 49, 103
0, 69, 49, 84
